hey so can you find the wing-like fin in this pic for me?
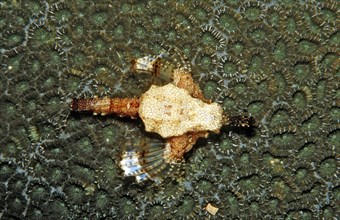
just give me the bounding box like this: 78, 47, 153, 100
130, 53, 175, 83
119, 138, 173, 184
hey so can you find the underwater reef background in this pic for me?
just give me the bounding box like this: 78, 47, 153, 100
0, 0, 339, 219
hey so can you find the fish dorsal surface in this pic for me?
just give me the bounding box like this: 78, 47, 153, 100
139, 83, 223, 138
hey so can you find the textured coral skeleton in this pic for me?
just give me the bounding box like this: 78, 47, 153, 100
71, 54, 255, 183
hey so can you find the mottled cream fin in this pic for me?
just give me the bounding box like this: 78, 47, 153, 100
138, 84, 223, 138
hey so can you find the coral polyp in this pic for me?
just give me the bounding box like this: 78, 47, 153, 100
1, 0, 338, 219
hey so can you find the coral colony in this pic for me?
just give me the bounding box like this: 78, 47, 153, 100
1, 0, 339, 219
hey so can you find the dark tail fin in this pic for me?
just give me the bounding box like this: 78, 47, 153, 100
228, 115, 256, 128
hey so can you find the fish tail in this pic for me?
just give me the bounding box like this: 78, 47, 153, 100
70, 97, 140, 118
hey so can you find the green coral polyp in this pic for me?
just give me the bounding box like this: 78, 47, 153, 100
46, 97, 61, 114
0, 164, 13, 181
31, 187, 47, 202
147, 205, 164, 218
15, 81, 30, 95
67, 186, 84, 204
193, 6, 209, 23
100, 159, 118, 179
96, 191, 110, 210
248, 202, 261, 217
29, 208, 43, 220
219, 14, 237, 32
222, 97, 236, 111
271, 179, 291, 200
200, 55, 212, 67
2, 101, 17, 118
273, 40, 287, 61
202, 80, 219, 99
319, 9, 336, 23
270, 110, 291, 125
50, 168, 63, 183
319, 158, 337, 179
30, 59, 42, 72
292, 91, 307, 109
321, 53, 337, 68
93, 39, 106, 53
248, 101, 264, 115
7, 55, 22, 72
251, 29, 266, 44
9, 197, 24, 213
298, 40, 318, 54
113, 25, 124, 38
48, 201, 69, 218
230, 42, 245, 55
267, 199, 281, 214
196, 180, 214, 193
77, 137, 93, 154
54, 9, 72, 23
297, 143, 318, 161
268, 12, 280, 27
4, 141, 18, 156
119, 197, 137, 216
219, 138, 234, 153
42, 76, 56, 89
201, 32, 218, 48
248, 55, 264, 75
73, 24, 85, 38
25, 0, 43, 16
167, 30, 177, 42
73, 166, 94, 183
92, 12, 108, 27
223, 62, 237, 75
294, 63, 311, 81
65, 76, 81, 91
285, 17, 297, 33
101, 126, 118, 144
6, 33, 24, 48
72, 52, 87, 67
47, 51, 63, 67
175, 196, 196, 217
234, 83, 247, 95
224, 194, 241, 217
240, 153, 250, 165
302, 115, 322, 134
244, 7, 262, 21
135, 26, 146, 39
237, 175, 262, 195
152, 15, 163, 28
32, 28, 55, 47
329, 107, 339, 122
120, 3, 132, 14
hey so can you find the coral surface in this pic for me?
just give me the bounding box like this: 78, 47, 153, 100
0, 0, 339, 219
